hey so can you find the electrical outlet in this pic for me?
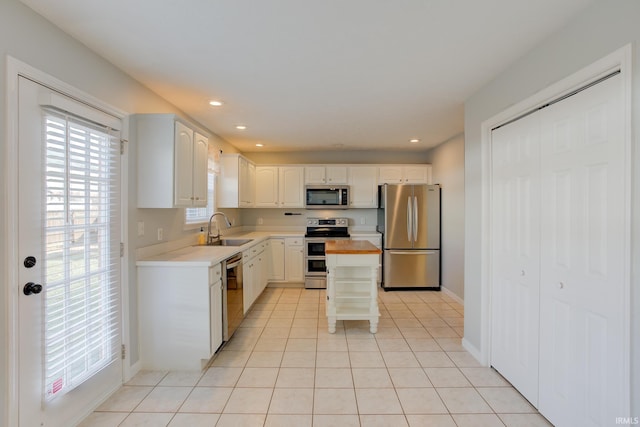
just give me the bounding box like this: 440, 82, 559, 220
360, 217, 366, 225
157, 228, 163, 241
137, 221, 145, 237
258, 217, 263, 225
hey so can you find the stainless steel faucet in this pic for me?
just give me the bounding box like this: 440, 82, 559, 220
207, 212, 232, 245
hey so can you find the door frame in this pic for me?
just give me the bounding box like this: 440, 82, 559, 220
472, 44, 632, 412
4, 57, 131, 426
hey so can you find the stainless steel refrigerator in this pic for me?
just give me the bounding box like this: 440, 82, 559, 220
377, 184, 441, 289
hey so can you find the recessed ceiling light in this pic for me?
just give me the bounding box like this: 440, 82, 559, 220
209, 100, 223, 106
256, 143, 264, 147
409, 139, 420, 143
235, 125, 247, 130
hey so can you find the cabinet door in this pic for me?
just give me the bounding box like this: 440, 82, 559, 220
269, 238, 285, 281
255, 166, 279, 207
404, 165, 430, 183
246, 163, 256, 207
210, 279, 223, 354
192, 132, 209, 207
256, 252, 266, 296
279, 167, 304, 207
285, 239, 304, 282
348, 166, 378, 208
174, 121, 195, 207
242, 260, 254, 314
326, 166, 348, 184
241, 161, 255, 207
305, 166, 326, 184
377, 166, 403, 184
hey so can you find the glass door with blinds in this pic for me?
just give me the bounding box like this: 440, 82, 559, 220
18, 76, 123, 427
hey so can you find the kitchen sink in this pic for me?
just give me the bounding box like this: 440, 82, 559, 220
206, 238, 253, 247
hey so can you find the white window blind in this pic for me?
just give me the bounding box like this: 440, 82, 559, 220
42, 108, 121, 400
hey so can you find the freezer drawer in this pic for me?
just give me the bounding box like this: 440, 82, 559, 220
383, 250, 440, 289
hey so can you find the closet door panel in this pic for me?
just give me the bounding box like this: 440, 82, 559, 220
538, 74, 625, 427
490, 112, 541, 406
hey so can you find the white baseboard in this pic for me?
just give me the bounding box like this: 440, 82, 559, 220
462, 337, 487, 366
124, 360, 141, 383
440, 286, 464, 305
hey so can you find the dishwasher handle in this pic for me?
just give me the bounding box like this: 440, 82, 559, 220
225, 253, 243, 269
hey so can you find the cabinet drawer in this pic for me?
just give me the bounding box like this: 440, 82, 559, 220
285, 237, 303, 246
209, 263, 222, 285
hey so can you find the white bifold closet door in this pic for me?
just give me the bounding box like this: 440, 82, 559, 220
491, 73, 626, 427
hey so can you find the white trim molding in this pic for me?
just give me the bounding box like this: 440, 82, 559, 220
477, 44, 632, 409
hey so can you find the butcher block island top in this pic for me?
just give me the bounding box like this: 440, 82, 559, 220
325, 239, 381, 254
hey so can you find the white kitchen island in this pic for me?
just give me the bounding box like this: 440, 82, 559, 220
325, 240, 381, 334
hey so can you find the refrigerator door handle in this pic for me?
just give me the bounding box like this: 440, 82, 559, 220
406, 196, 412, 242
413, 195, 418, 242
387, 250, 437, 255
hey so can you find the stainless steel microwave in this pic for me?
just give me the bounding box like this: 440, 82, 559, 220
305, 185, 349, 209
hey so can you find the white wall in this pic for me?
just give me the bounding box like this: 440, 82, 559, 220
425, 134, 464, 300
464, 0, 639, 414
0, 1, 236, 422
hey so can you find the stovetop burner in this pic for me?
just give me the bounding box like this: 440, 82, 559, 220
305, 229, 350, 238
305, 217, 350, 238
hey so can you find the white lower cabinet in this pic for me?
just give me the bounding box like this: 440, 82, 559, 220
138, 263, 223, 370
243, 241, 269, 313
269, 238, 286, 281
285, 237, 304, 282
209, 273, 223, 356
268, 237, 304, 283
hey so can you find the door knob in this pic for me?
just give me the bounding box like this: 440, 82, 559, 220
23, 282, 43, 295
557, 282, 565, 289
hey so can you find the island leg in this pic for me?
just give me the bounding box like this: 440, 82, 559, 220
328, 316, 337, 334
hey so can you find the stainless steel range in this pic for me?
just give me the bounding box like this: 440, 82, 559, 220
304, 217, 350, 289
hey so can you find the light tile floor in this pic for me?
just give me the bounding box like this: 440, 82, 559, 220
81, 288, 553, 427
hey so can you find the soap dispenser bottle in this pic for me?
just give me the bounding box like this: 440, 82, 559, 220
198, 227, 206, 245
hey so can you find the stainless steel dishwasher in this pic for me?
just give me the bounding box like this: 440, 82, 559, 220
223, 252, 244, 341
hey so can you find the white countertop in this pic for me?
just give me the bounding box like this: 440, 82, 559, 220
136, 231, 306, 267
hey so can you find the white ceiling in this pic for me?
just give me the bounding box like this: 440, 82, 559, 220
21, 0, 594, 152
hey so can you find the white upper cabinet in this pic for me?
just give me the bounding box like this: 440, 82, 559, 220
377, 165, 432, 184
280, 167, 305, 207
255, 166, 279, 207
348, 166, 378, 208
305, 165, 348, 184
217, 154, 255, 208
305, 166, 325, 184
136, 114, 209, 208
191, 132, 209, 204
255, 166, 304, 208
